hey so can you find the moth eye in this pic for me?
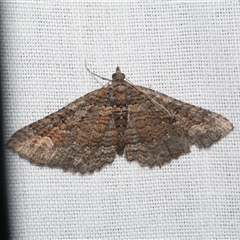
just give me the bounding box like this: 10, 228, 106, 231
112, 73, 116, 79
122, 74, 125, 79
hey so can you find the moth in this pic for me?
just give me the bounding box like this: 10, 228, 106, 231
7, 67, 233, 173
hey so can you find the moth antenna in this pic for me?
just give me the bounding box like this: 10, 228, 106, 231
84, 59, 111, 82
125, 77, 171, 117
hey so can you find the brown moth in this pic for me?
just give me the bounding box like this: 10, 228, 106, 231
7, 67, 233, 173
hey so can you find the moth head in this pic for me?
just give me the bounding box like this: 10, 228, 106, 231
112, 66, 125, 82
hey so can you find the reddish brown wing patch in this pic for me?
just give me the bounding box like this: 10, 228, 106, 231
125, 85, 233, 167
7, 88, 118, 174
6, 67, 233, 174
